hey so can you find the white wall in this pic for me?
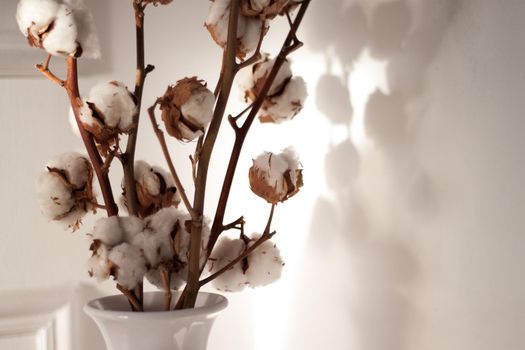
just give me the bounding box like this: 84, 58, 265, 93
1, 0, 524, 349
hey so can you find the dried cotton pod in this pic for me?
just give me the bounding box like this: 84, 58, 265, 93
36, 152, 96, 231
159, 77, 215, 142
122, 160, 181, 218
16, 0, 100, 58
249, 147, 303, 204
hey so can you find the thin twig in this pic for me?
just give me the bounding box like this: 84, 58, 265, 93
35, 54, 64, 86
160, 267, 172, 311
148, 102, 194, 214
116, 284, 143, 312
222, 216, 245, 231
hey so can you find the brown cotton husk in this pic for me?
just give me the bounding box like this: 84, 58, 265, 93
159, 77, 208, 141
248, 164, 303, 204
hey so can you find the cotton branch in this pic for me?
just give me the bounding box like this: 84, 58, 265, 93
182, 0, 243, 309
65, 57, 119, 217
148, 101, 194, 214
117, 284, 143, 312
208, 0, 311, 253
121, 1, 155, 219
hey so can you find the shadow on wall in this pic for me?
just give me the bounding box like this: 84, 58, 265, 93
287, 0, 457, 349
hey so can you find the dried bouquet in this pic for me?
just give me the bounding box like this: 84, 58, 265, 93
17, 0, 310, 311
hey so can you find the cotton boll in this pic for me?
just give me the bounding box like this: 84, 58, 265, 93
87, 242, 111, 281
144, 206, 183, 236
37, 152, 95, 230
37, 171, 75, 220
209, 237, 248, 292
128, 161, 180, 218
87, 81, 137, 131
238, 18, 266, 58
120, 216, 144, 243
42, 4, 79, 57
46, 152, 90, 189
205, 0, 266, 58
16, 0, 60, 47
68, 107, 82, 138
242, 53, 292, 101
249, 147, 303, 203
65, 0, 100, 58
159, 77, 214, 142
245, 235, 284, 287
180, 89, 215, 128
130, 228, 174, 268
259, 76, 307, 123
91, 217, 124, 247
146, 267, 185, 291
108, 243, 147, 290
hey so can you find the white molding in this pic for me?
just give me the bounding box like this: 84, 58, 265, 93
0, 287, 73, 350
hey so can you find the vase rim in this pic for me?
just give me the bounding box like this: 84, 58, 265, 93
84, 291, 228, 321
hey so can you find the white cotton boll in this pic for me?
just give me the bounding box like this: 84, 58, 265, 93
180, 90, 215, 127
208, 237, 248, 292
120, 216, 144, 243
178, 123, 203, 142
87, 243, 111, 281
260, 76, 307, 123
132, 228, 174, 267
134, 160, 160, 196
36, 171, 75, 220
92, 217, 124, 247
256, 55, 292, 96
205, 0, 232, 48
108, 243, 147, 290
46, 152, 90, 189
87, 81, 137, 131
64, 0, 100, 58
68, 107, 82, 138
254, 151, 289, 192
146, 268, 185, 291
42, 4, 79, 56
245, 235, 284, 287
144, 206, 182, 236
249, 0, 271, 12
16, 0, 60, 41
239, 18, 265, 57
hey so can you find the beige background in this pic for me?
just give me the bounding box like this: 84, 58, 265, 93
0, 0, 524, 349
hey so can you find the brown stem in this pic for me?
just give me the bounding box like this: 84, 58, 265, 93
35, 54, 64, 86
65, 57, 118, 217
208, 0, 310, 253
148, 102, 194, 214
200, 205, 276, 287
122, 3, 155, 219
182, 0, 243, 309
160, 267, 172, 311
117, 284, 143, 312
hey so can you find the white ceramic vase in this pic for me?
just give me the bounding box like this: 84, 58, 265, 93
84, 291, 228, 350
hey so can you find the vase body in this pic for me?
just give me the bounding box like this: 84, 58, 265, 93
84, 291, 228, 350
